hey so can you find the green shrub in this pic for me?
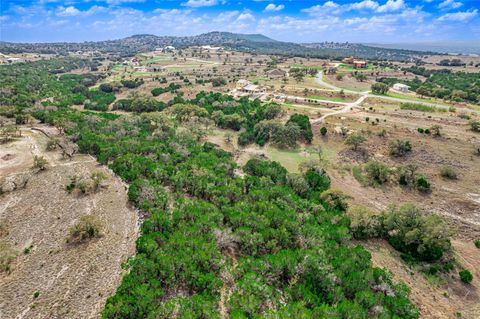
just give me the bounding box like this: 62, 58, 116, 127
398, 164, 418, 187
470, 120, 480, 132
389, 139, 412, 157
32, 155, 48, 171
371, 82, 389, 94
320, 189, 349, 211
415, 175, 431, 192
474, 240, 480, 249
304, 168, 330, 192
459, 270, 473, 284
244, 158, 287, 185
364, 160, 390, 185
382, 204, 452, 261
320, 126, 327, 136
68, 215, 102, 243
346, 206, 380, 239
345, 133, 367, 151
0, 241, 17, 273
99, 83, 113, 93
286, 114, 313, 143
440, 166, 457, 179
400, 103, 437, 112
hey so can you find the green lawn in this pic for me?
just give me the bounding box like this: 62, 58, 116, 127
373, 91, 447, 105
290, 64, 323, 70
307, 95, 354, 103
141, 55, 173, 65
266, 146, 318, 172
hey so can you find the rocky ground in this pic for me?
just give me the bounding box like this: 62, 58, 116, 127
0, 126, 138, 319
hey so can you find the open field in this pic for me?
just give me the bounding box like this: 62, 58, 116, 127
2, 43, 480, 318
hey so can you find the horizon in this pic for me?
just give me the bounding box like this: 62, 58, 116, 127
1, 0, 479, 44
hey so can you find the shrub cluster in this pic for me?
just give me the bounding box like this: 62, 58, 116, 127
35, 109, 419, 318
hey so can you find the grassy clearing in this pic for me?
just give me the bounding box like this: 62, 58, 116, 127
265, 146, 318, 172
307, 95, 353, 103
290, 64, 323, 70
400, 102, 447, 112
141, 55, 172, 65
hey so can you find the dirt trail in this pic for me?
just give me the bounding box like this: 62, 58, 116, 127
0, 127, 138, 319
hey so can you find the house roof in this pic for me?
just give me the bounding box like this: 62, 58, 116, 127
266, 69, 286, 75
393, 83, 410, 88
244, 84, 259, 91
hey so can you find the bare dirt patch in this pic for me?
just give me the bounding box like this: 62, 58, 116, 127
0, 127, 138, 319
364, 239, 479, 319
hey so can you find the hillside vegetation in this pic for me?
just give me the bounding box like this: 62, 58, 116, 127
0, 31, 429, 61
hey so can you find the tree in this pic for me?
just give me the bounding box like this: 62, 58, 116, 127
389, 139, 412, 157
398, 164, 418, 187
345, 133, 366, 151
347, 206, 380, 239
364, 160, 390, 185
99, 83, 113, 93
293, 71, 304, 83
459, 270, 473, 284
371, 82, 389, 94
382, 204, 451, 261
287, 173, 309, 197
286, 114, 313, 143
320, 126, 327, 136
169, 103, 208, 123
355, 73, 367, 82
320, 189, 349, 211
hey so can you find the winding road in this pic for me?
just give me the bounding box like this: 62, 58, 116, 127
304, 71, 478, 124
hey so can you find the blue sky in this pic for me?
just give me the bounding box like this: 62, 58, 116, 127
1, 0, 479, 43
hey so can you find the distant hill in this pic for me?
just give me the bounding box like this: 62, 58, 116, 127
364, 42, 480, 55
0, 31, 436, 61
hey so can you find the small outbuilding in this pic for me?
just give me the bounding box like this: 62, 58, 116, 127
266, 69, 287, 79
393, 83, 410, 93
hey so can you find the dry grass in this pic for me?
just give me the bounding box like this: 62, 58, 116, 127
67, 215, 103, 243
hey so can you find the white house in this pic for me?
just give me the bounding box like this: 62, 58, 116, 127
393, 83, 410, 93
236, 79, 251, 90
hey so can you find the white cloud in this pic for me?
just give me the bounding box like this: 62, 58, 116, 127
57, 6, 80, 16
183, 0, 217, 8
265, 3, 285, 12
212, 11, 239, 23
56, 5, 106, 17
105, 0, 145, 4
303, 0, 405, 15
344, 17, 369, 25
237, 12, 255, 21
376, 0, 405, 13
302, 1, 340, 15
438, 0, 463, 10
437, 9, 478, 21
349, 0, 379, 11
